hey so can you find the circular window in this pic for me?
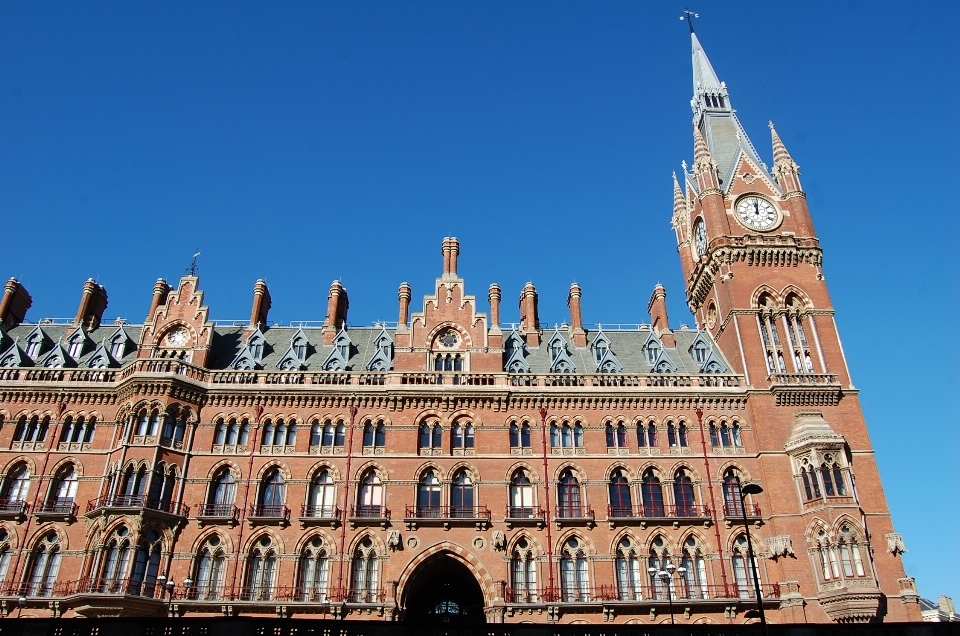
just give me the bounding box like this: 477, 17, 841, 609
438, 330, 459, 349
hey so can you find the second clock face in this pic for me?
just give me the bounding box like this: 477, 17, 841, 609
694, 218, 708, 258
735, 196, 779, 231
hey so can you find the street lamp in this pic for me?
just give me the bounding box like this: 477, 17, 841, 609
739, 483, 769, 636
647, 562, 686, 624
157, 575, 176, 616
16, 597, 25, 618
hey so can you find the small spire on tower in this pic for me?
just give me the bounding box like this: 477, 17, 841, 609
769, 121, 802, 192
692, 126, 717, 174
671, 172, 687, 229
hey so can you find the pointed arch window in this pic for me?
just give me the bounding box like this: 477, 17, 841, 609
559, 537, 589, 602
615, 537, 643, 600
97, 526, 132, 593
307, 469, 337, 518
667, 421, 688, 447
820, 453, 847, 497
731, 534, 761, 599
419, 421, 443, 454
27, 532, 62, 597
0, 530, 11, 586
608, 468, 633, 517
673, 468, 696, 517
637, 421, 657, 448
606, 421, 628, 451
799, 458, 822, 501
131, 529, 163, 596
510, 537, 538, 603
298, 535, 330, 602
681, 536, 709, 599
362, 419, 386, 452
641, 470, 664, 518
194, 534, 226, 600
357, 471, 384, 517
245, 535, 278, 600
417, 470, 441, 517
351, 536, 379, 602
509, 469, 535, 518
510, 421, 532, 452
837, 525, 866, 578
2, 462, 31, 508
452, 420, 475, 452
451, 470, 474, 517
550, 420, 583, 451
722, 469, 743, 516
311, 419, 343, 454
46, 464, 78, 513
258, 469, 285, 516
206, 467, 236, 517
648, 536, 675, 600
557, 470, 582, 518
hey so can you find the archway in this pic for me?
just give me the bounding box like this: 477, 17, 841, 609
402, 553, 486, 624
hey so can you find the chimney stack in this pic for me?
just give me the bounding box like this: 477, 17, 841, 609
323, 280, 349, 344
0, 278, 32, 329
567, 282, 586, 347
648, 284, 675, 347
441, 237, 460, 277
519, 282, 541, 347
249, 280, 271, 327
488, 284, 501, 328
73, 279, 109, 330
398, 282, 411, 327
147, 279, 171, 323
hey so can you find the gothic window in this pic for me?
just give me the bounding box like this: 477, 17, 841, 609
350, 536, 379, 602
26, 531, 62, 597
362, 419, 386, 451
637, 421, 657, 447
434, 353, 463, 372
451, 469, 474, 516
710, 420, 743, 448
615, 537, 643, 600
307, 469, 337, 518
606, 421, 628, 451
245, 535, 278, 601
258, 469, 285, 516
131, 529, 163, 596
757, 295, 785, 374
668, 422, 682, 447
673, 468, 696, 516
97, 526, 133, 593
820, 454, 847, 497
641, 470, 664, 517
731, 534, 760, 599
452, 420, 475, 450
13, 415, 49, 443
509, 469, 535, 518
417, 470, 441, 517
110, 330, 128, 358
681, 536, 709, 599
2, 462, 31, 506
836, 525, 867, 578
799, 458, 822, 501
645, 339, 661, 365
647, 536, 674, 600
722, 468, 743, 516
193, 534, 226, 600
59, 415, 95, 444
47, 464, 78, 512
510, 537, 538, 602
0, 530, 11, 585
207, 468, 236, 515
311, 419, 344, 453
693, 340, 708, 364
608, 468, 633, 517
248, 333, 264, 361
560, 536, 589, 602
356, 471, 383, 517
118, 464, 147, 501
298, 535, 330, 602
814, 527, 839, 581
67, 331, 84, 358
550, 421, 583, 450
557, 470, 582, 518
25, 332, 42, 358
510, 421, 532, 450
419, 421, 443, 454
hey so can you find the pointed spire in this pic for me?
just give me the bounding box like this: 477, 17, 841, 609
769, 121, 802, 192
671, 172, 687, 228
692, 126, 716, 175
692, 32, 724, 99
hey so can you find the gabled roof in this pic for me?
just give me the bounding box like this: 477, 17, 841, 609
322, 327, 352, 371
504, 329, 530, 373
0, 340, 29, 368
86, 342, 118, 369
547, 329, 576, 373
592, 330, 622, 373
365, 327, 393, 372
230, 346, 259, 371
39, 342, 74, 368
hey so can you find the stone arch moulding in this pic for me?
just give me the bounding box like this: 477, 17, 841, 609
395, 541, 496, 607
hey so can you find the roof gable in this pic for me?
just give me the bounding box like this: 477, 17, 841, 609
547, 329, 576, 373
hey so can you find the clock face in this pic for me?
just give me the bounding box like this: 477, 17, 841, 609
694, 218, 708, 258
735, 196, 780, 231
165, 328, 189, 347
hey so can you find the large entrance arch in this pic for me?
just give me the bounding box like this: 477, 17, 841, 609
402, 553, 486, 624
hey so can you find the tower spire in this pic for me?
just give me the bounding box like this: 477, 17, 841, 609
769, 121, 802, 193
671, 172, 687, 229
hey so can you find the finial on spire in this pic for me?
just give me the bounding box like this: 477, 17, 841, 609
680, 9, 699, 34
185, 250, 201, 277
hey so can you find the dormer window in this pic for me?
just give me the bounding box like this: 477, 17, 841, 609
594, 340, 608, 364
26, 336, 41, 358
549, 339, 563, 362
67, 334, 84, 358
693, 341, 708, 363
249, 336, 263, 361
110, 339, 124, 358
646, 340, 661, 364
293, 337, 307, 360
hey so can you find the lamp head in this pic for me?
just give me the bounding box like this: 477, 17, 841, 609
184, 578, 193, 586
665, 562, 676, 573
647, 567, 657, 575
741, 483, 763, 496
165, 580, 175, 590
17, 597, 26, 606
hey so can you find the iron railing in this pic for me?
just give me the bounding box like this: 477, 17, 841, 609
555, 505, 595, 520
723, 503, 762, 517
505, 582, 780, 603
605, 504, 711, 519
349, 505, 390, 519
85, 495, 188, 516
403, 505, 491, 520
301, 504, 341, 519
248, 504, 289, 519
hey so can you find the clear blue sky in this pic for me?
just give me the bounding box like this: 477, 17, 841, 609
2, 1, 957, 601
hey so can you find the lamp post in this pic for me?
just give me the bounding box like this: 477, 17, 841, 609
739, 483, 769, 636
157, 575, 176, 616
16, 597, 25, 618
648, 562, 685, 624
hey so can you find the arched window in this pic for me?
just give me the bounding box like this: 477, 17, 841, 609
799, 458, 822, 501
681, 536, 709, 599
641, 470, 664, 517
606, 422, 628, 451
419, 421, 443, 454
148, 410, 160, 436
559, 537, 589, 602
97, 526, 133, 593
214, 419, 227, 445
673, 468, 696, 517
194, 534, 227, 600
2, 462, 31, 507
557, 470, 582, 518
731, 534, 760, 599
307, 469, 337, 518
731, 423, 743, 447
207, 468, 236, 516
351, 536, 379, 602
451, 422, 465, 449
678, 423, 688, 447
551, 420, 583, 451
510, 423, 519, 448
821, 453, 847, 497
26, 531, 62, 597
667, 422, 677, 447
648, 536, 674, 601
837, 525, 867, 578
450, 470, 474, 517
709, 423, 719, 447
0, 530, 11, 585
261, 420, 274, 449
131, 529, 162, 596
47, 464, 78, 513
298, 535, 330, 602
615, 536, 642, 600
510, 537, 537, 603
362, 422, 374, 447
245, 535, 278, 600
135, 410, 149, 436
509, 469, 535, 518
723, 469, 743, 516
608, 468, 632, 517
417, 470, 441, 517
357, 471, 383, 517
815, 527, 839, 581
647, 422, 657, 447
258, 469, 285, 516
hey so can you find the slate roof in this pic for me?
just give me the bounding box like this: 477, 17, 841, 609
0, 323, 141, 368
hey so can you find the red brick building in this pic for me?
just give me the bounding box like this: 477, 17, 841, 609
0, 30, 919, 625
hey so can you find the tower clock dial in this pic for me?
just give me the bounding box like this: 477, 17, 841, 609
735, 196, 780, 231
694, 218, 708, 258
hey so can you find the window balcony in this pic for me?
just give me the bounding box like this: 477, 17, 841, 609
605, 504, 712, 529
85, 495, 189, 520
34, 498, 78, 523
504, 506, 545, 529
505, 583, 781, 606
299, 504, 341, 529
347, 505, 390, 529
403, 505, 491, 530
554, 505, 596, 528
722, 503, 763, 527
0, 499, 28, 522
769, 372, 841, 406
247, 504, 290, 527
195, 503, 239, 527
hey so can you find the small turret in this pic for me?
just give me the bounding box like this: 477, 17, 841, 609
770, 121, 802, 194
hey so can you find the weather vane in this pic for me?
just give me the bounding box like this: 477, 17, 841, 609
680, 9, 699, 33
186, 250, 201, 276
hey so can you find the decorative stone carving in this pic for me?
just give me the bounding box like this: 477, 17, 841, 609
492, 531, 506, 552
387, 530, 402, 551
898, 577, 919, 605
767, 534, 795, 559
886, 532, 907, 556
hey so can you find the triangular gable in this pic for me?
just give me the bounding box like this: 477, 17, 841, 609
322, 327, 352, 371
653, 352, 679, 373
688, 332, 712, 364
366, 327, 393, 372
591, 331, 622, 373
0, 340, 29, 368
276, 346, 305, 371
723, 147, 782, 198
23, 325, 51, 359
86, 342, 118, 369
40, 342, 74, 369
503, 330, 530, 373
290, 327, 310, 360
700, 350, 728, 374
65, 325, 90, 358
230, 346, 258, 371
245, 326, 266, 363
107, 325, 132, 359
547, 329, 576, 373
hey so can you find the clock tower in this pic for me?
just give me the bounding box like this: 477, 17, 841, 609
674, 27, 921, 623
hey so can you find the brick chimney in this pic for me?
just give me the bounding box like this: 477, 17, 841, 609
441, 237, 460, 277
488, 284, 501, 328
519, 282, 541, 347
397, 282, 412, 329
0, 278, 31, 329
648, 284, 675, 347
147, 279, 171, 323
567, 282, 586, 348
73, 279, 109, 330
249, 280, 271, 327
323, 280, 349, 344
